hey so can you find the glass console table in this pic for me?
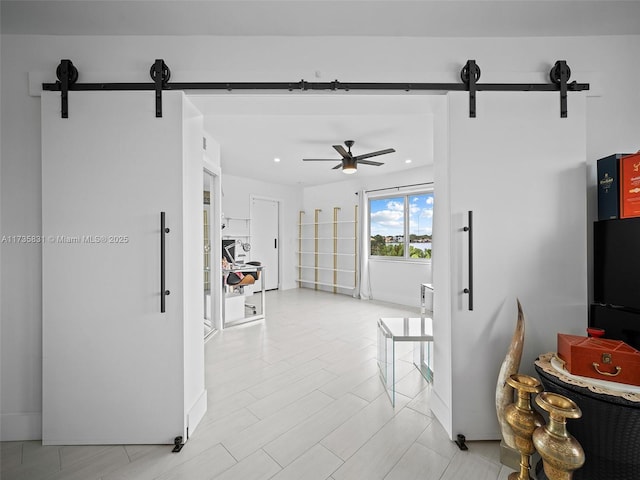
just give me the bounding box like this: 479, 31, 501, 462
377, 317, 433, 406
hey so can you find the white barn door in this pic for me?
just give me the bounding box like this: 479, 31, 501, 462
41, 91, 206, 444
432, 91, 587, 440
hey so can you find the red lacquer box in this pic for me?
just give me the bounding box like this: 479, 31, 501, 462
620, 152, 640, 219
557, 333, 640, 386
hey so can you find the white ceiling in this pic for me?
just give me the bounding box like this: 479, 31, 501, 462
189, 94, 438, 186
4, 0, 639, 186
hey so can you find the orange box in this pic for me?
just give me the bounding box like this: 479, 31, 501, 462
620, 152, 640, 219
557, 333, 640, 386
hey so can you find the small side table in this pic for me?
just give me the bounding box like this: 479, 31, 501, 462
377, 317, 433, 406
534, 353, 640, 480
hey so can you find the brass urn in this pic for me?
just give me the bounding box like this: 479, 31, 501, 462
532, 392, 585, 480
504, 374, 544, 480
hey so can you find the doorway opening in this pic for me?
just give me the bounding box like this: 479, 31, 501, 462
204, 169, 216, 341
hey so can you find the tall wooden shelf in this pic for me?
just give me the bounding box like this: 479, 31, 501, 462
297, 206, 358, 293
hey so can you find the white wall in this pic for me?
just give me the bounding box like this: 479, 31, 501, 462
221, 174, 303, 291
2, 33, 640, 440
0, 32, 4, 439
182, 97, 207, 436
302, 166, 433, 307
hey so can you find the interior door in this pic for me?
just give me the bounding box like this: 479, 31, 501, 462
41, 91, 193, 444
251, 197, 279, 290
431, 91, 587, 440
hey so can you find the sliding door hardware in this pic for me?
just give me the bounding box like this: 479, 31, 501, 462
44, 58, 588, 119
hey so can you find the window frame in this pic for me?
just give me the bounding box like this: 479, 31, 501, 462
368, 190, 433, 262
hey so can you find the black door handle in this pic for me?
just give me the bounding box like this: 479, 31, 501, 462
463, 210, 473, 311
161, 212, 170, 313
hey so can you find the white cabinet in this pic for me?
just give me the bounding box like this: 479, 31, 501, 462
41, 91, 207, 445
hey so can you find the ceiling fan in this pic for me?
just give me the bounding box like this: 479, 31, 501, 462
303, 140, 395, 174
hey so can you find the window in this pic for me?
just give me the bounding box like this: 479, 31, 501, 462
369, 192, 433, 260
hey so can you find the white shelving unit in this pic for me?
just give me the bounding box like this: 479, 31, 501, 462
223, 216, 251, 240
296, 207, 358, 293
222, 216, 251, 264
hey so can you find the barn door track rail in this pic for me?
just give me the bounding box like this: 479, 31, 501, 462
44, 59, 588, 119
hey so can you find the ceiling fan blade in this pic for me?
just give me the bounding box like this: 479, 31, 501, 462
333, 145, 350, 159
354, 148, 395, 161
303, 158, 341, 162
358, 159, 384, 166
332, 163, 343, 170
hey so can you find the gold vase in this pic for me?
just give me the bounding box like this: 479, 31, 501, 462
532, 392, 585, 480
504, 374, 544, 480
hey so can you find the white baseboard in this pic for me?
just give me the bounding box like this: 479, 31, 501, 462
1, 412, 42, 441
186, 389, 207, 439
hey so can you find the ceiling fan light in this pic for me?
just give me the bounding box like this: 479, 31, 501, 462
343, 157, 357, 174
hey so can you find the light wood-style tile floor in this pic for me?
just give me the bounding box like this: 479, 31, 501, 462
1, 288, 516, 480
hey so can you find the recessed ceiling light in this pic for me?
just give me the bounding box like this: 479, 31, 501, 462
274, 158, 281, 163
405, 159, 412, 164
